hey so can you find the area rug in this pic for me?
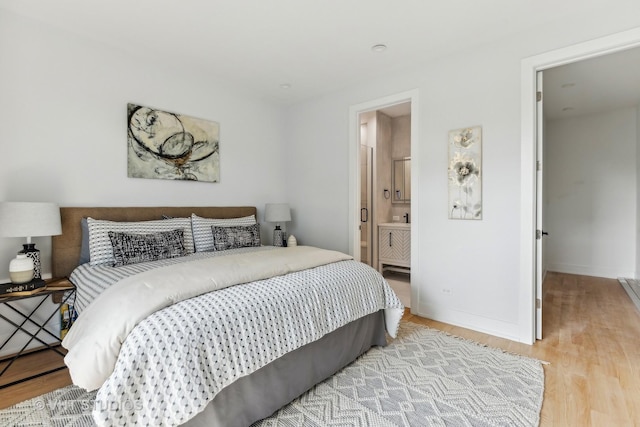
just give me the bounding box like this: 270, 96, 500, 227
0, 322, 544, 427
619, 278, 640, 313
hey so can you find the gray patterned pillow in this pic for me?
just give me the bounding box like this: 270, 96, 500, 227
108, 229, 186, 267
88, 217, 194, 266
192, 214, 257, 252
211, 224, 261, 251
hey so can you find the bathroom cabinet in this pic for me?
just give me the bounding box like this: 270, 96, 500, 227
378, 223, 410, 274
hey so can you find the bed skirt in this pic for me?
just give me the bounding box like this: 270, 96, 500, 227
183, 310, 387, 427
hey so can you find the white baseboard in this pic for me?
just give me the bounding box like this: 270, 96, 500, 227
547, 263, 633, 279
413, 302, 522, 343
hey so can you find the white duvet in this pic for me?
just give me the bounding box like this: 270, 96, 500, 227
63, 246, 404, 426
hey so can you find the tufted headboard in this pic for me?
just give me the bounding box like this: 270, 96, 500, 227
52, 206, 257, 278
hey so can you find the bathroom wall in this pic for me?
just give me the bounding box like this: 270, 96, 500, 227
376, 112, 393, 225
391, 114, 411, 221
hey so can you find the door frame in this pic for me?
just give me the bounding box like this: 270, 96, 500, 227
519, 27, 640, 344
348, 90, 419, 290
535, 70, 544, 340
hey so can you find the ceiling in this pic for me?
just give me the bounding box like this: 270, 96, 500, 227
1, 0, 630, 105
544, 46, 640, 120
379, 102, 411, 118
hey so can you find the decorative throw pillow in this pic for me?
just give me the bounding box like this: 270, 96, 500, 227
108, 229, 186, 267
78, 217, 91, 265
211, 223, 261, 251
87, 217, 194, 266
191, 213, 257, 252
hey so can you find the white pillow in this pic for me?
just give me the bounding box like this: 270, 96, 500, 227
191, 213, 257, 252
87, 217, 195, 266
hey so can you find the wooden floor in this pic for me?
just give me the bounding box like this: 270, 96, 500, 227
0, 346, 72, 409
1, 272, 639, 425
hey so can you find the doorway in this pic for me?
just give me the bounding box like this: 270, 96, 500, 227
520, 27, 640, 344
537, 46, 640, 339
349, 90, 419, 310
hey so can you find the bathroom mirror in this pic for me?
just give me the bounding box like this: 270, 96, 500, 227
392, 157, 411, 203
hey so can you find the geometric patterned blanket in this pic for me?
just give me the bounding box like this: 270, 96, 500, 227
0, 322, 544, 427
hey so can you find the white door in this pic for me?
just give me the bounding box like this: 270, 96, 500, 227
535, 71, 544, 340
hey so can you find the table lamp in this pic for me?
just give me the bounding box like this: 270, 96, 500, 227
0, 202, 62, 281
264, 203, 291, 247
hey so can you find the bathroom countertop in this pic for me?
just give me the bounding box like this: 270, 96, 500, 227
378, 222, 411, 228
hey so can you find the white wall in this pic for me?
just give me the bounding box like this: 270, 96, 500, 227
0, 9, 288, 279
637, 103, 640, 278
0, 10, 287, 355
284, 5, 640, 341
546, 108, 637, 278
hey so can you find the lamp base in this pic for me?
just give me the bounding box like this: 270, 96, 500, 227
273, 227, 286, 247
20, 243, 41, 279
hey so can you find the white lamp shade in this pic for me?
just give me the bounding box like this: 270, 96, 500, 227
264, 203, 291, 223
0, 202, 62, 238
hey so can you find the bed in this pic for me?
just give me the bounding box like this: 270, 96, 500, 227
52, 206, 404, 427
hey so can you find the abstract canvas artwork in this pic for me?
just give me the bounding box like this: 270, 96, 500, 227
448, 126, 482, 220
127, 103, 220, 182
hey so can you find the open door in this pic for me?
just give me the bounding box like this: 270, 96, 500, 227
535, 71, 544, 340
359, 142, 373, 266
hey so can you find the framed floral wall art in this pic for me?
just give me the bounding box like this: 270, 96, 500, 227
448, 126, 482, 220
127, 103, 220, 182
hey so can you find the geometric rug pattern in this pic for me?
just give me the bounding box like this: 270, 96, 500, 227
254, 322, 544, 426
0, 322, 544, 427
619, 278, 640, 313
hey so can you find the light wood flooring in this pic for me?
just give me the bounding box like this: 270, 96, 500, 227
385, 271, 411, 308
0, 346, 72, 408
0, 272, 638, 425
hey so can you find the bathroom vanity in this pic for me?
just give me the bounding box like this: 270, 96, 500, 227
378, 223, 410, 274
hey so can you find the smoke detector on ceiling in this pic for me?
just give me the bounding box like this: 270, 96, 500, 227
371, 44, 387, 53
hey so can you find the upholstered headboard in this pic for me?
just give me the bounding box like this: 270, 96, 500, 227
52, 206, 257, 278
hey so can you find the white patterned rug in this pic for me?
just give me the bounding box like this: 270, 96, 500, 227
0, 322, 544, 427
619, 278, 640, 313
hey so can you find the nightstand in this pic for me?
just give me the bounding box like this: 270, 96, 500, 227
0, 277, 76, 389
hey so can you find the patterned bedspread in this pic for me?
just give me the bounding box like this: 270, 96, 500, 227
69, 247, 403, 426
